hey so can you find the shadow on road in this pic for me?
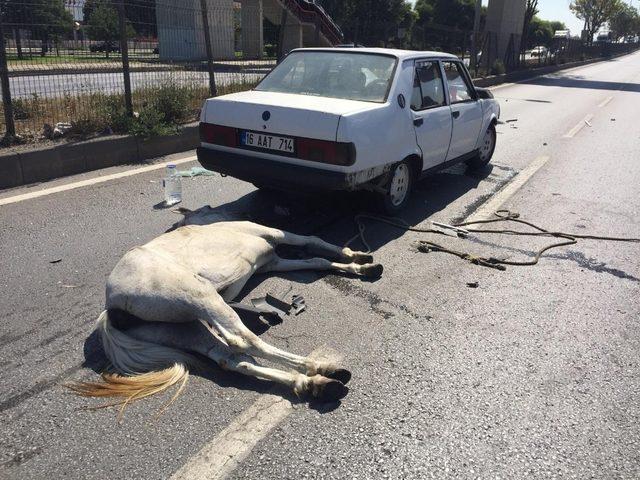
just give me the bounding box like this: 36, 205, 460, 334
520, 75, 640, 93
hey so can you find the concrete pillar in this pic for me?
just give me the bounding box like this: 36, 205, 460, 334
485, 0, 526, 65
281, 21, 303, 55
241, 0, 263, 59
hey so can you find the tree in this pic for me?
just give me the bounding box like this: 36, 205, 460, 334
609, 3, 640, 41
85, 0, 133, 58
320, 0, 413, 47
1, 0, 73, 57
414, 0, 477, 31
570, 0, 623, 44
521, 0, 539, 53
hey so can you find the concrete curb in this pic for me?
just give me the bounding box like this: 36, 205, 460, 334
0, 123, 198, 189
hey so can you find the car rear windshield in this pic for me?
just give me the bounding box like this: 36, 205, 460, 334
255, 51, 397, 103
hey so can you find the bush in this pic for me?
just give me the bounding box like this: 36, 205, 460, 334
97, 96, 132, 134
148, 82, 191, 125
490, 60, 506, 76
12, 98, 31, 120
128, 107, 179, 139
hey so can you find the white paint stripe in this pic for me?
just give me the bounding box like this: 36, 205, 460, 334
598, 96, 613, 108
466, 155, 550, 222
171, 393, 292, 480
0, 156, 197, 207
562, 114, 594, 139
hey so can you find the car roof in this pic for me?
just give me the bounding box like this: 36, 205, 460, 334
290, 47, 459, 60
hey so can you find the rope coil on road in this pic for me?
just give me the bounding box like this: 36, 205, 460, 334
346, 210, 640, 270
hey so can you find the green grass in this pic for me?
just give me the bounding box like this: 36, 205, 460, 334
7, 52, 159, 66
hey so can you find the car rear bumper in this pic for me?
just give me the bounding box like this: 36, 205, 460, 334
197, 146, 353, 190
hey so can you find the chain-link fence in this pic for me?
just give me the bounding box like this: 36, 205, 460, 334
410, 22, 639, 78
0, 0, 277, 144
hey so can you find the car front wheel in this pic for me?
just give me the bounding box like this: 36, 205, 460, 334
377, 160, 413, 215
466, 123, 497, 170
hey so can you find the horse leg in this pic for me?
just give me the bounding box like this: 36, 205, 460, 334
260, 255, 383, 279
234, 223, 372, 265
205, 344, 348, 402
275, 231, 373, 265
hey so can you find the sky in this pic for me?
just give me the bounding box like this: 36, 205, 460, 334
408, 0, 638, 36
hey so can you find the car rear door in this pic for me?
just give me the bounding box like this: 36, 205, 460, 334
441, 60, 483, 161
410, 60, 453, 171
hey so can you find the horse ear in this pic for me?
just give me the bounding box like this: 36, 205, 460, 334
171, 207, 193, 216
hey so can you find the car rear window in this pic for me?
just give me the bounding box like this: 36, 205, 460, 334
255, 51, 397, 103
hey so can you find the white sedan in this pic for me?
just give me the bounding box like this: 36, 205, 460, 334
197, 47, 500, 213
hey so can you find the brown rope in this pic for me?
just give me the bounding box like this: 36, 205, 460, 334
347, 210, 640, 270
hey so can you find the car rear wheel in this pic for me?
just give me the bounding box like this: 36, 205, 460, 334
466, 123, 496, 170
377, 160, 413, 215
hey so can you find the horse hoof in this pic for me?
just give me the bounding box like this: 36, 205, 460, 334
361, 263, 383, 278
314, 378, 349, 402
351, 252, 374, 265
325, 368, 352, 385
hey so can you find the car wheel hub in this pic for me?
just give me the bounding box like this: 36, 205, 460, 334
480, 128, 495, 160
389, 164, 410, 207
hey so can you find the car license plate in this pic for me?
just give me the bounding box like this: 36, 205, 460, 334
240, 131, 295, 154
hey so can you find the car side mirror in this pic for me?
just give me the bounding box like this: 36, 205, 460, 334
475, 87, 494, 100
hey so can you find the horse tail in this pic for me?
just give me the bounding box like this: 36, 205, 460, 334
67, 310, 199, 417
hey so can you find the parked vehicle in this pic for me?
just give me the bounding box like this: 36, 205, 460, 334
530, 46, 548, 57
89, 41, 120, 53
197, 48, 500, 213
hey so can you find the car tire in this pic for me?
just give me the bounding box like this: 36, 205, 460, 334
377, 160, 414, 215
466, 123, 497, 170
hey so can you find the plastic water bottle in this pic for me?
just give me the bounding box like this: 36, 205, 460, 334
163, 164, 182, 206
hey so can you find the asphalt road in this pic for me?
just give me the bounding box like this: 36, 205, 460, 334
8, 70, 266, 99
1, 51, 639, 479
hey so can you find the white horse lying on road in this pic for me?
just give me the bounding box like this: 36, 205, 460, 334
70, 206, 383, 409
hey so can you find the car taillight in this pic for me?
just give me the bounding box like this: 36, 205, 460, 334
200, 122, 237, 147
297, 138, 355, 166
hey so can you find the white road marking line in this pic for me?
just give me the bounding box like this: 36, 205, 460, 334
0, 156, 197, 207
563, 114, 594, 139
466, 155, 550, 222
598, 96, 613, 108
171, 393, 292, 480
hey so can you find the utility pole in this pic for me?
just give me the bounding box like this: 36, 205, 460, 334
470, 0, 482, 73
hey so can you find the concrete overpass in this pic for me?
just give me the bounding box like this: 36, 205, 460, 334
156, 0, 343, 61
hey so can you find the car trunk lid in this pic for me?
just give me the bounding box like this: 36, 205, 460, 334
202, 91, 379, 141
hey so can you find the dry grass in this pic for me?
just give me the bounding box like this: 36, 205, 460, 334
2, 77, 258, 144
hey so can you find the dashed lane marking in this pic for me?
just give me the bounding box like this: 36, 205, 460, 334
598, 96, 613, 108
563, 114, 594, 139
170, 393, 292, 480
465, 155, 550, 222
0, 155, 197, 207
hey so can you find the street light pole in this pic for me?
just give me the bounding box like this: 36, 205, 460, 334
470, 0, 482, 74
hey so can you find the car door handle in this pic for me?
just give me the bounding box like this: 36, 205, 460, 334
413, 118, 424, 127
452, 111, 460, 119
